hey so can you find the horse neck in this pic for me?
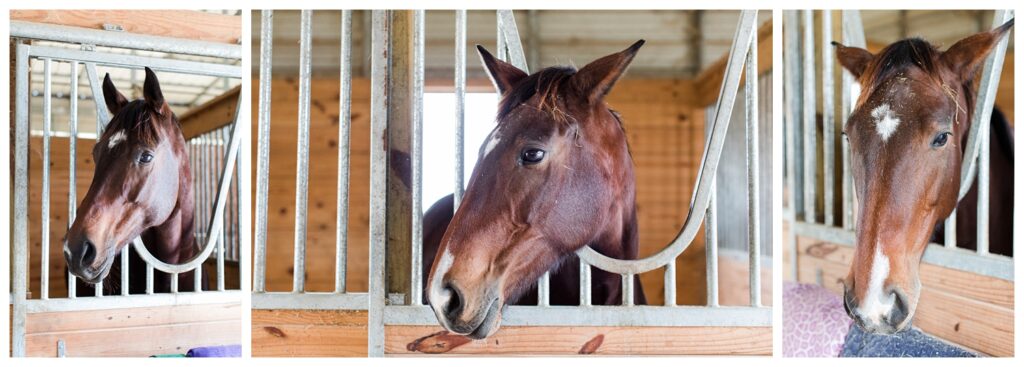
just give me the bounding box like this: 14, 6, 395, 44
586, 119, 639, 260
146, 131, 198, 263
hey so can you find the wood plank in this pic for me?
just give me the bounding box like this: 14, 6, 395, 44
797, 237, 1013, 308
252, 309, 367, 357
795, 236, 1014, 356
25, 320, 240, 357
179, 86, 240, 139
11, 10, 241, 44
386, 325, 771, 355
26, 302, 240, 334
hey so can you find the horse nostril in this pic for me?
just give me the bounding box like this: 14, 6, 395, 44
889, 290, 910, 327
443, 283, 463, 320
80, 240, 97, 269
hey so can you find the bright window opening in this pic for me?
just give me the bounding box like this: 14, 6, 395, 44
421, 92, 499, 211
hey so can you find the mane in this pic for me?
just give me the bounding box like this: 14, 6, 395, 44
100, 100, 165, 149
860, 38, 977, 121
497, 66, 577, 121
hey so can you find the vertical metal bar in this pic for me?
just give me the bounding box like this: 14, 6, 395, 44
146, 264, 154, 294
293, 9, 314, 293
945, 209, 957, 249
537, 272, 550, 306
746, 33, 761, 307
821, 10, 835, 227
410, 9, 425, 306
41, 58, 52, 300
496, 10, 529, 72
84, 62, 110, 129
802, 10, 817, 223
977, 113, 990, 255
254, 9, 274, 293
840, 10, 865, 231
705, 190, 719, 307
336, 9, 353, 294
663, 261, 676, 306
784, 10, 802, 280
120, 246, 129, 296
496, 12, 507, 61
171, 273, 178, 293
579, 259, 592, 306
971, 10, 1012, 254
13, 43, 30, 357
95, 280, 103, 297
622, 273, 635, 306
217, 227, 225, 291
68, 61, 79, 299
454, 10, 467, 208
368, 9, 389, 358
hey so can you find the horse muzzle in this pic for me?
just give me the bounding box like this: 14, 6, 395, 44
430, 282, 504, 339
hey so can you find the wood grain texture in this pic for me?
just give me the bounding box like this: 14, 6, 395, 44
23, 302, 241, 357
795, 236, 1014, 356
11, 10, 241, 44
386, 325, 771, 355
179, 86, 240, 139
251, 309, 368, 357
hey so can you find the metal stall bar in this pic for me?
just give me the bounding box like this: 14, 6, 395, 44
337, 9, 353, 294
454, 10, 467, 208
410, 10, 426, 306
68, 61, 79, 299
745, 30, 761, 307
293, 10, 314, 293
784, 10, 801, 279
840, 10, 865, 231
706, 187, 719, 307
801, 10, 816, 223
663, 261, 676, 306
13, 43, 29, 358
821, 10, 835, 227
575, 10, 758, 275
368, 9, 390, 357
579, 262, 592, 306
10, 20, 242, 60
254, 9, 273, 293
970, 9, 1013, 255
41, 58, 52, 300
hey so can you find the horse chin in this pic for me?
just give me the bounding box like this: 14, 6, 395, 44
76, 255, 115, 284
467, 298, 504, 340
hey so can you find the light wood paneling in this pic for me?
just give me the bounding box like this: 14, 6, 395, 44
251, 310, 367, 357
11, 10, 241, 44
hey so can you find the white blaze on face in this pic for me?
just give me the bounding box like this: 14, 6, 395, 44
107, 130, 127, 148
428, 249, 455, 308
482, 128, 501, 158
861, 245, 895, 324
871, 104, 900, 142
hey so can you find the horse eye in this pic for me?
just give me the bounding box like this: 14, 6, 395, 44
520, 149, 546, 165
931, 132, 951, 148
139, 151, 154, 164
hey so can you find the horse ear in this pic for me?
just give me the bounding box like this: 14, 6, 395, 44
142, 67, 167, 112
101, 73, 129, 116
941, 19, 1014, 82
477, 45, 528, 95
832, 41, 874, 79
572, 39, 644, 104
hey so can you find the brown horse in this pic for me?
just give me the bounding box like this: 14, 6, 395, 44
64, 67, 203, 295
423, 41, 648, 339
833, 20, 1014, 334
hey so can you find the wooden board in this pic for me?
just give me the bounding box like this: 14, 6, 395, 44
251, 309, 367, 357
24, 302, 241, 357
11, 10, 241, 44
180, 86, 240, 139
386, 325, 771, 355
795, 236, 1014, 356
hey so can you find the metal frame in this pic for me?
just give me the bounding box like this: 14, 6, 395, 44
784, 10, 1014, 281
11, 24, 243, 357
250, 9, 769, 357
